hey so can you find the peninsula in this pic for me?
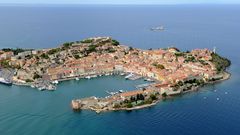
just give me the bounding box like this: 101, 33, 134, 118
0, 37, 231, 112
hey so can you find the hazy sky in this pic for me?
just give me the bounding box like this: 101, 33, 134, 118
0, 0, 239, 4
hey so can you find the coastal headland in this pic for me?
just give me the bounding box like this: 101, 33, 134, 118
0, 37, 231, 112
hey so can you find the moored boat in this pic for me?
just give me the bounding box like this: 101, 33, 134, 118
150, 26, 164, 31
52, 80, 59, 84
125, 73, 134, 79
91, 75, 97, 78
120, 73, 125, 76
0, 77, 12, 86
85, 76, 91, 79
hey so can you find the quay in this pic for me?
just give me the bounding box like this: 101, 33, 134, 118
106, 90, 126, 96
136, 83, 155, 89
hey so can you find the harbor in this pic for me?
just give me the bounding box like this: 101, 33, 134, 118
10, 71, 125, 91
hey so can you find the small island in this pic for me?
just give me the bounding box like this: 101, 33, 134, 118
0, 37, 231, 113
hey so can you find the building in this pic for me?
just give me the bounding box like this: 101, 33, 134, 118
0, 52, 14, 60
16, 51, 32, 59
114, 65, 124, 72
71, 100, 82, 110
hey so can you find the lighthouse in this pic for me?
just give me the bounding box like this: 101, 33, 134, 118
213, 46, 216, 54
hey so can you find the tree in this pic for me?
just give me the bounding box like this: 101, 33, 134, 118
144, 99, 153, 104
26, 79, 33, 83
47, 48, 61, 55
162, 92, 167, 98
150, 94, 157, 100
2, 48, 26, 55
175, 52, 184, 57
178, 81, 183, 86
129, 47, 134, 51
211, 53, 231, 72
0, 60, 11, 68
35, 55, 40, 60
184, 55, 196, 63
136, 94, 145, 100
112, 39, 120, 46
141, 95, 145, 100
74, 55, 80, 59
107, 47, 116, 53
113, 104, 121, 108
40, 53, 49, 59
156, 64, 165, 70
127, 103, 133, 108
63, 42, 74, 50
87, 45, 97, 53
33, 73, 41, 80
152, 63, 165, 70
130, 96, 136, 102
124, 99, 129, 103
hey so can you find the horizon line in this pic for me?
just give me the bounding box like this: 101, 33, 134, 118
0, 3, 240, 6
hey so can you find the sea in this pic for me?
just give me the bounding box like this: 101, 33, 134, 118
0, 4, 240, 135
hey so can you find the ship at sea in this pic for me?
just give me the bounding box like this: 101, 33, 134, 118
0, 77, 12, 86
150, 26, 164, 31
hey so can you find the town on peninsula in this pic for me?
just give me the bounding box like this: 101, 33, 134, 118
0, 37, 231, 113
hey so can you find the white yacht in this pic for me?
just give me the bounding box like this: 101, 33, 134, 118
86, 76, 91, 79
151, 26, 164, 31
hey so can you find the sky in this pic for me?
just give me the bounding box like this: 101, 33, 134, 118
0, 0, 239, 4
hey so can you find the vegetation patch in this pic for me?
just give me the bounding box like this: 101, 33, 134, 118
2, 48, 28, 55
81, 39, 93, 44
152, 62, 165, 69
211, 53, 231, 72
112, 39, 120, 46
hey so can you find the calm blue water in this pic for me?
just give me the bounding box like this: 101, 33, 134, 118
0, 5, 240, 135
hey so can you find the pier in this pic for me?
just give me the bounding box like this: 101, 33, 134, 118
136, 83, 155, 89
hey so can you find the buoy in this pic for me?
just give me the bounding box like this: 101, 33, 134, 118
217, 98, 220, 101
225, 92, 228, 94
